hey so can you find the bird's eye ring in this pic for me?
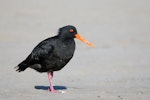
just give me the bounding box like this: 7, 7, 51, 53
69, 29, 74, 33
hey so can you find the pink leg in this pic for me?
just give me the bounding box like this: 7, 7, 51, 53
48, 72, 60, 93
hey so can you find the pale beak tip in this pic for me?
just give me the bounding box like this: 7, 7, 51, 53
88, 43, 95, 47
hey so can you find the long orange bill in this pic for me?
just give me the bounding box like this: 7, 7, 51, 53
75, 34, 94, 47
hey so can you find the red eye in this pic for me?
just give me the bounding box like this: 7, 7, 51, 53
69, 29, 74, 33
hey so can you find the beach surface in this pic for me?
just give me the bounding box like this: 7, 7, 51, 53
0, 0, 150, 100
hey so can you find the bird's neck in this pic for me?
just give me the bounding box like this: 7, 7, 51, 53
58, 35, 73, 42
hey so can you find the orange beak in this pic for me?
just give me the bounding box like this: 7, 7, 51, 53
75, 34, 94, 47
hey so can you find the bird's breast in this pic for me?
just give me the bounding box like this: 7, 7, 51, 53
54, 39, 75, 59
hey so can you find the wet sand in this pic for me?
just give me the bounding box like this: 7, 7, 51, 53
0, 0, 150, 100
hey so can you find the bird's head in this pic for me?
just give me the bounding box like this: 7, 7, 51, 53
58, 25, 94, 47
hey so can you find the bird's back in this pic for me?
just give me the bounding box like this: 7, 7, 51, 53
27, 36, 76, 72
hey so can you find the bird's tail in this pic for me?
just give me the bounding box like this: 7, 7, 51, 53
15, 61, 29, 72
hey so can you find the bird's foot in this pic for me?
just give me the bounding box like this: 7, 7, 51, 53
48, 88, 66, 93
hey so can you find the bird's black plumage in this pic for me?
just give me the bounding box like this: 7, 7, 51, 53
16, 25, 93, 93
16, 25, 77, 73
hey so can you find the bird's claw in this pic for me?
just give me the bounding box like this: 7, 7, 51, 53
48, 88, 66, 93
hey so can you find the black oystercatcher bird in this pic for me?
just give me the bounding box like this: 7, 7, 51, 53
15, 25, 93, 93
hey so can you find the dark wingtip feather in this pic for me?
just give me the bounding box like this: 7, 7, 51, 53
14, 66, 23, 72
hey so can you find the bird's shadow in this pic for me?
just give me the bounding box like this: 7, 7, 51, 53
34, 85, 67, 91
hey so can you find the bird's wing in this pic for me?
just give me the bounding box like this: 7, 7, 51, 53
30, 41, 54, 61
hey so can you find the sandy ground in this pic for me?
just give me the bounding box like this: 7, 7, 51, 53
0, 0, 150, 100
